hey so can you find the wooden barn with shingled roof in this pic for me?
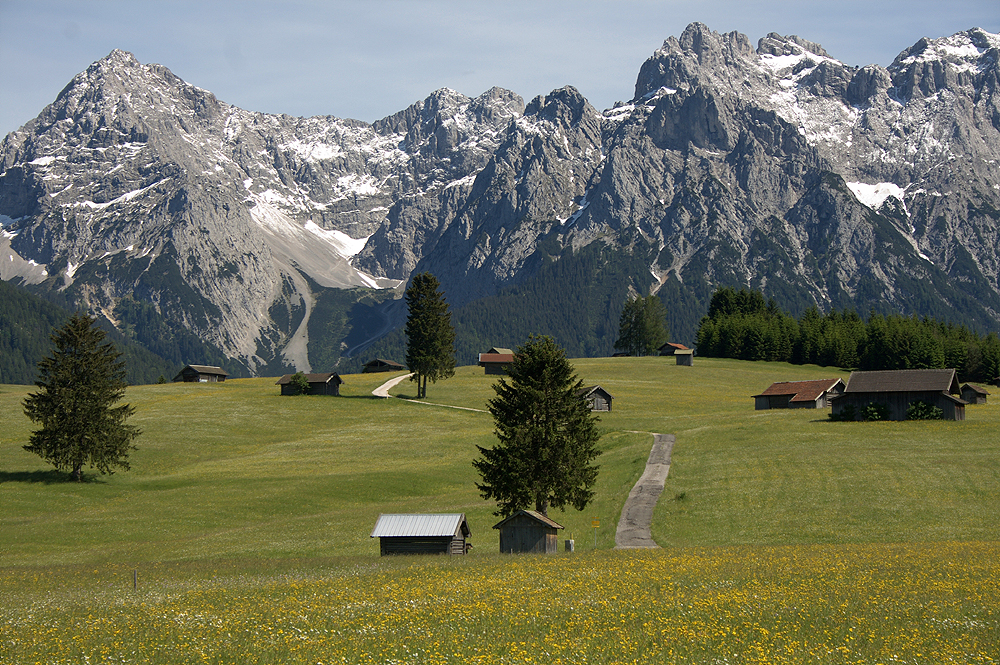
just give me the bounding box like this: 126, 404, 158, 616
754, 378, 845, 410
830, 369, 966, 421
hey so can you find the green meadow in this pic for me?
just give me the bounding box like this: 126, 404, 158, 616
2, 357, 998, 662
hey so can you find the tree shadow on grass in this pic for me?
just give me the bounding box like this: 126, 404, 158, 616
0, 470, 105, 484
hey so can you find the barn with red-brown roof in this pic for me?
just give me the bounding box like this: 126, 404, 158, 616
754, 378, 845, 410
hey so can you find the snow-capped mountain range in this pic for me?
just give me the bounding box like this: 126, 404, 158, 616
2, 23, 999, 373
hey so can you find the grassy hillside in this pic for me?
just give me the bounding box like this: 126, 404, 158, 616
2, 357, 998, 662
2, 357, 999, 566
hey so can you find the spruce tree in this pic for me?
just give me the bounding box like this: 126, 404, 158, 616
614, 295, 669, 356
404, 272, 456, 398
22, 314, 140, 481
474, 335, 601, 518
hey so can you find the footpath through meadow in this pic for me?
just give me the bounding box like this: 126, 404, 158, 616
615, 433, 673, 549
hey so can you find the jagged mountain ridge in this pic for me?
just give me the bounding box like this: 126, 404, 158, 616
2, 23, 999, 375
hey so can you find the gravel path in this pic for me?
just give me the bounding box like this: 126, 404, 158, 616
371, 373, 487, 412
614, 433, 674, 549
371, 373, 414, 398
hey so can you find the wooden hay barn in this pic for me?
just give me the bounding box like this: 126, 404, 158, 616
754, 378, 845, 410
577, 385, 613, 412
658, 342, 690, 356
363, 358, 405, 373
478, 347, 515, 375
674, 349, 694, 366
493, 510, 564, 554
961, 383, 989, 404
275, 372, 343, 396
172, 365, 228, 383
370, 514, 471, 555
830, 369, 966, 421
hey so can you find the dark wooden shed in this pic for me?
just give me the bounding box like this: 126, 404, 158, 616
275, 372, 343, 396
577, 385, 613, 412
172, 365, 229, 383
493, 510, 564, 554
370, 513, 471, 555
674, 349, 694, 366
478, 347, 514, 375
961, 383, 989, 404
754, 378, 845, 410
658, 342, 690, 356
363, 358, 406, 373
830, 369, 966, 421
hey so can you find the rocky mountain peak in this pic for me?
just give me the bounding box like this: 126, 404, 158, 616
757, 33, 830, 59
4, 25, 1000, 375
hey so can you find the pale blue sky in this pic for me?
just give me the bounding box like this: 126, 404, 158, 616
1, 0, 998, 137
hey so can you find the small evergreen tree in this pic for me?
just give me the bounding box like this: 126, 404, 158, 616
474, 335, 601, 518
289, 371, 310, 395
614, 295, 669, 356
405, 272, 456, 398
22, 314, 141, 481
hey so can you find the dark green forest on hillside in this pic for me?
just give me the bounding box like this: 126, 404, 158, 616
0, 280, 226, 385
346, 243, 658, 370
696, 287, 1000, 382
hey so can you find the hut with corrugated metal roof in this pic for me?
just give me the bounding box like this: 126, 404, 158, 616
493, 510, 564, 554
830, 369, 966, 421
674, 349, 694, 366
370, 513, 471, 555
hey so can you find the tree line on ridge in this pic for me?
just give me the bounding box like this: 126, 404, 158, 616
695, 287, 1000, 382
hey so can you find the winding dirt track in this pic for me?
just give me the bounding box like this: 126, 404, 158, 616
615, 433, 674, 549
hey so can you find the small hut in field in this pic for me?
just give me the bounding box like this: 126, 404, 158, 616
754, 378, 845, 410
674, 349, 694, 366
173, 365, 228, 383
577, 385, 613, 412
493, 510, 563, 554
275, 372, 343, 396
658, 342, 690, 356
363, 358, 405, 373
478, 347, 515, 375
370, 514, 471, 556
961, 383, 989, 405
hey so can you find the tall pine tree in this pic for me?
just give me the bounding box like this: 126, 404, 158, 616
22, 314, 141, 481
614, 295, 669, 356
474, 335, 601, 518
404, 272, 456, 398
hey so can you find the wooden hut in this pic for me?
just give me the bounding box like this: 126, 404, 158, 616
275, 372, 343, 396
370, 514, 471, 555
478, 347, 515, 375
830, 369, 966, 421
674, 349, 694, 366
754, 378, 845, 410
493, 510, 564, 554
961, 383, 989, 405
658, 342, 690, 356
363, 358, 405, 373
172, 365, 229, 383
577, 385, 613, 412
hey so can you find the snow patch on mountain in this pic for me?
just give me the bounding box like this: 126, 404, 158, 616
846, 182, 906, 210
